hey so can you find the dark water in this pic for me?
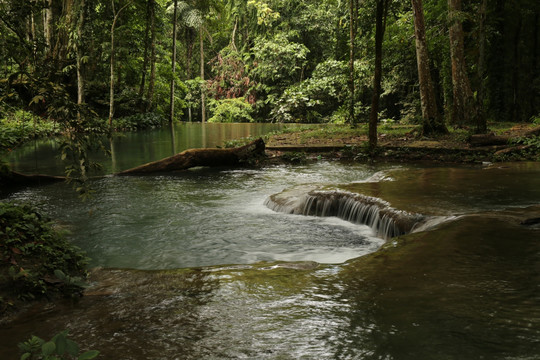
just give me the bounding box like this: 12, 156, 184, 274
1, 129, 540, 359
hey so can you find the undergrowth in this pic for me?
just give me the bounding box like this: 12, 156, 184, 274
0, 202, 88, 313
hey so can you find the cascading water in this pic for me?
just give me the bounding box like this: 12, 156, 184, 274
265, 189, 425, 239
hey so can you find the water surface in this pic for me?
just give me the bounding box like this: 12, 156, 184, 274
2, 130, 540, 359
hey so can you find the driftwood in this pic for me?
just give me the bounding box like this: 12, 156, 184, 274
117, 138, 266, 175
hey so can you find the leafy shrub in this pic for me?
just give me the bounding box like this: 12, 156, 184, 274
249, 33, 309, 118
0, 203, 88, 309
0, 110, 60, 152
18, 330, 99, 360
208, 98, 254, 123
271, 60, 348, 123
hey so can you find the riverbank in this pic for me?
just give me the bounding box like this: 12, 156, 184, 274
264, 123, 540, 163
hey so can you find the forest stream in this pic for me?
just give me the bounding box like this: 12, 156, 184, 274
1, 124, 539, 359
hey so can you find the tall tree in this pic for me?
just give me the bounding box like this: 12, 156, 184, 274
348, 0, 358, 126
368, 0, 390, 149
411, 0, 447, 135
475, 0, 487, 133
108, 0, 132, 129
170, 0, 178, 124
447, 0, 476, 127
43, 0, 53, 54
200, 25, 206, 123
139, 0, 153, 100
146, 0, 157, 112
75, 0, 86, 120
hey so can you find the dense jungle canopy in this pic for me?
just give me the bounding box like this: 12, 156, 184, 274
0, 0, 538, 135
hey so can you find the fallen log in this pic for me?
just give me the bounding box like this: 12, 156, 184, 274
117, 138, 266, 175
0, 171, 65, 187
469, 126, 540, 147
468, 133, 510, 147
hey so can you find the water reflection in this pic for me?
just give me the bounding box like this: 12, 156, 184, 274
8, 122, 290, 175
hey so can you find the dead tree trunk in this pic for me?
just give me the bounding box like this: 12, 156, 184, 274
117, 138, 266, 175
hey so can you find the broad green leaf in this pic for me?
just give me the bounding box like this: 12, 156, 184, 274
42, 341, 56, 356
20, 353, 31, 360
54, 331, 68, 354
66, 339, 80, 356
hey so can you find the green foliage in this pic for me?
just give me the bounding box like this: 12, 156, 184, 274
112, 112, 165, 131
18, 330, 99, 360
251, 33, 309, 89
0, 202, 88, 308
271, 60, 348, 123
250, 33, 309, 118
508, 135, 540, 161
0, 110, 61, 152
281, 151, 307, 164
208, 98, 254, 123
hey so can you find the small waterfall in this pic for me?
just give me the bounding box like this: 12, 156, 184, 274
265, 190, 425, 239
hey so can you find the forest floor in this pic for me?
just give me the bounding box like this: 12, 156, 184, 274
263, 123, 540, 163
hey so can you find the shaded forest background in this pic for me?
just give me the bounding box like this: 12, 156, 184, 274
0, 0, 538, 131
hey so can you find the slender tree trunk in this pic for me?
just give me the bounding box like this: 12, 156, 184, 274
368, 0, 388, 149
108, 0, 132, 129
532, 14, 539, 117
348, 0, 356, 126
169, 0, 178, 125
200, 27, 206, 123
448, 0, 475, 127
43, 0, 53, 53
139, 0, 152, 100
476, 0, 487, 133
146, 0, 156, 112
231, 18, 238, 51
511, 15, 522, 122
76, 0, 86, 120
411, 0, 447, 135
186, 28, 194, 122
30, 12, 37, 65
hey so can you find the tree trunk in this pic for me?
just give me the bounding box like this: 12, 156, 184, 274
146, 0, 156, 112
368, 0, 388, 149
169, 0, 178, 125
230, 17, 238, 51
108, 0, 131, 129
476, 0, 487, 133
348, 0, 356, 126
76, 0, 86, 120
186, 28, 194, 122
511, 14, 522, 122
448, 0, 476, 127
200, 27, 206, 123
532, 13, 539, 118
117, 138, 266, 175
411, 0, 447, 135
139, 0, 152, 100
43, 0, 53, 53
